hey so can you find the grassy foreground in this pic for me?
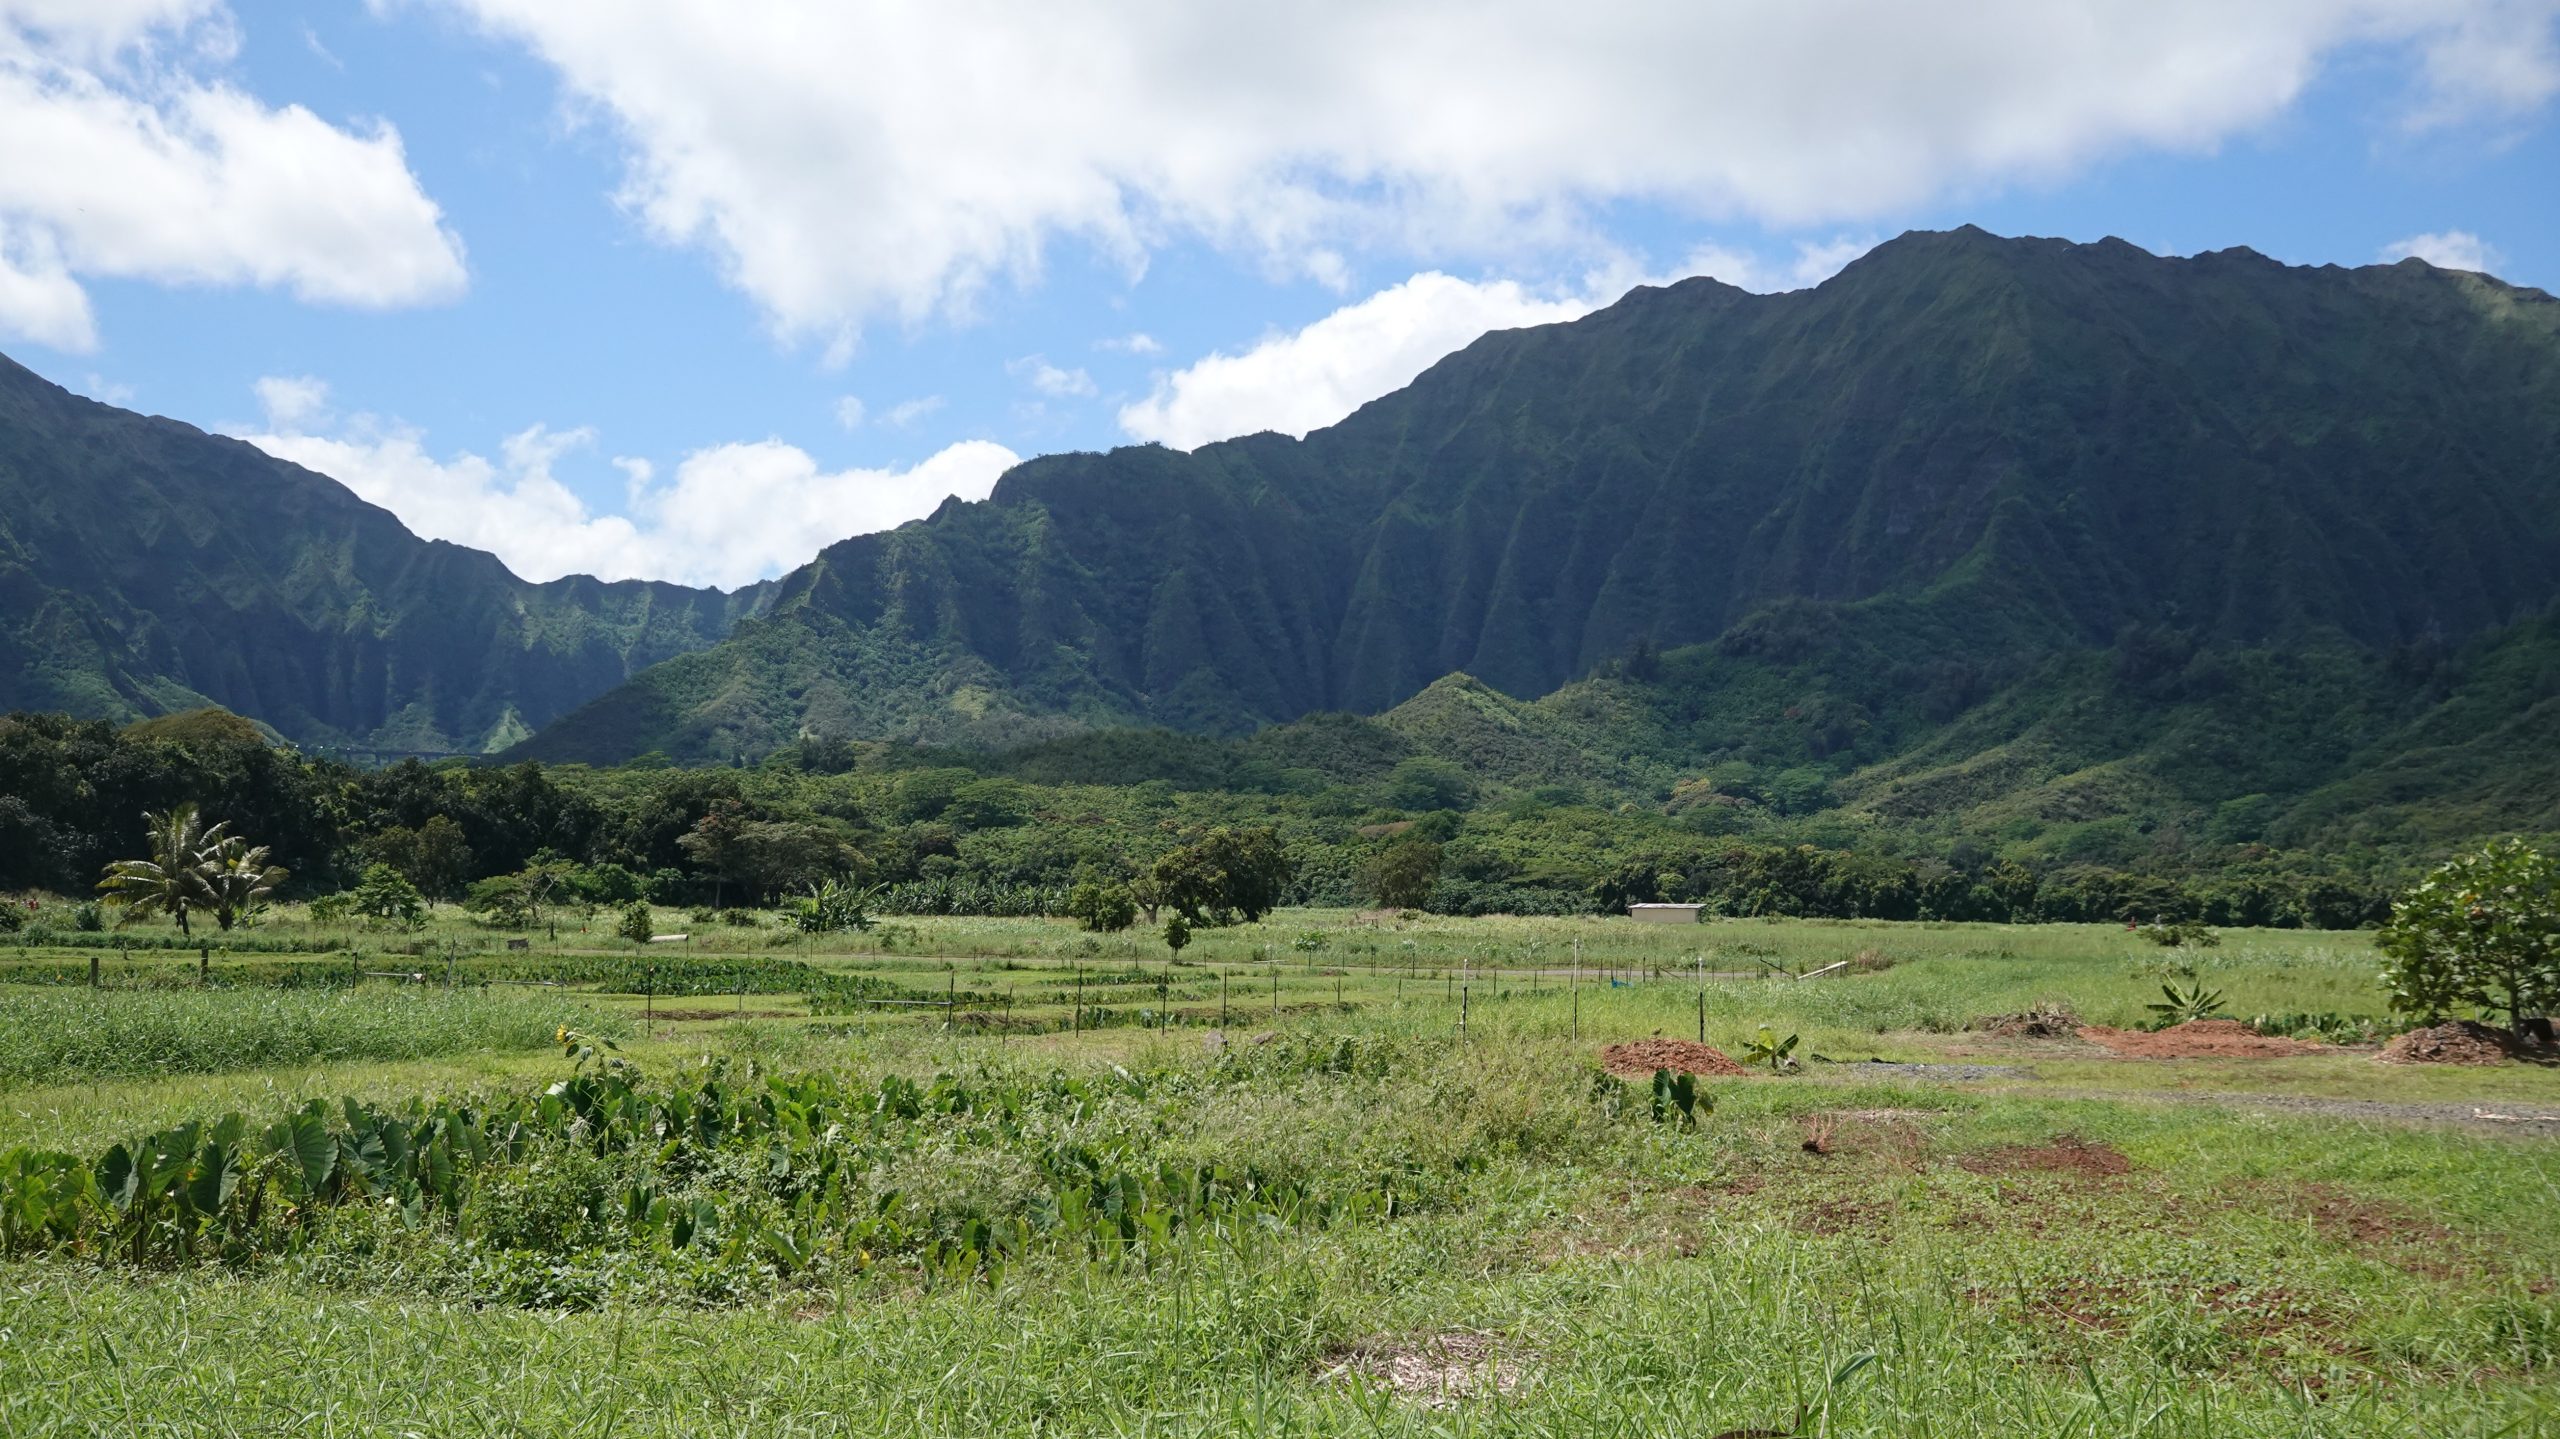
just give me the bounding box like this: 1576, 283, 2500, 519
0, 914, 2552, 1436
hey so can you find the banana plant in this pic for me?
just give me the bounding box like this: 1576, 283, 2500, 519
1741, 1025, 1801, 1073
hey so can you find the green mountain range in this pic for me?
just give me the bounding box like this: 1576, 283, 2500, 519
500, 229, 2559, 851
5, 227, 2556, 855
0, 355, 772, 754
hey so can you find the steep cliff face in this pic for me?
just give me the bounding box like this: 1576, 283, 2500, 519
0, 355, 771, 751
519, 227, 2560, 764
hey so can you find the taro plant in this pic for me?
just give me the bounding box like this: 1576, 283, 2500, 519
1649, 1068, 1708, 1129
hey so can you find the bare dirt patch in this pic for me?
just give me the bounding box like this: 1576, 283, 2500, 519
2378, 1020, 2518, 1066
1321, 1332, 1532, 1408
1970, 1004, 2083, 1039
2077, 1019, 2324, 1059
1958, 1134, 2132, 1178
2273, 1182, 2466, 1280
1601, 1038, 1748, 1078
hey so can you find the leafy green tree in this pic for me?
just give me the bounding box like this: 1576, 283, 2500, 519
1065, 878, 1139, 932
2379, 839, 2560, 1027
1162, 913, 1191, 958
579, 862, 645, 907
1363, 838, 1442, 909
348, 863, 427, 931
1383, 757, 1473, 812
617, 902, 654, 944
1151, 826, 1291, 926
96, 805, 217, 935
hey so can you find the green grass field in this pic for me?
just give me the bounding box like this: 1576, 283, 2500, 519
0, 907, 2553, 1435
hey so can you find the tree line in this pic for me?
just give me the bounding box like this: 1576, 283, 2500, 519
1, 708, 2420, 929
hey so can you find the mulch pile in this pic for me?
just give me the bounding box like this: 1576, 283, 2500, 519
2377, 1020, 2516, 1066
2077, 1019, 2323, 1059
1600, 1039, 1749, 1079
1970, 1005, 2082, 1039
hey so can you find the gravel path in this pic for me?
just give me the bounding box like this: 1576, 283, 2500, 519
2058, 1088, 2560, 1137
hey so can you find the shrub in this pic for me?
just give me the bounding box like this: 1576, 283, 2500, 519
0, 903, 21, 934
719, 908, 760, 928
350, 863, 428, 932
1064, 880, 1137, 933
617, 903, 654, 944
2379, 838, 2560, 1026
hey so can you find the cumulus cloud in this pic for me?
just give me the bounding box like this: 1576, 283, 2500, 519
1097, 331, 1163, 356
0, 2, 464, 351
236, 378, 1020, 590
832, 395, 865, 430
1119, 236, 1873, 450
435, 0, 2557, 341
2381, 228, 2506, 272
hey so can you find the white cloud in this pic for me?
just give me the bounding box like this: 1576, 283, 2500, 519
882, 396, 943, 428
1007, 354, 1097, 399
236, 378, 1018, 589
251, 373, 330, 429
1096, 331, 1162, 356
832, 395, 866, 430
0, 2, 464, 351
2380, 228, 2506, 273
1119, 236, 1874, 450
435, 0, 2558, 340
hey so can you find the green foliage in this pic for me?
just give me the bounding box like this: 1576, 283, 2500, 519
1648, 1068, 1708, 1129
2378, 838, 2560, 1024
1151, 827, 1290, 927
1162, 915, 1191, 957
347, 864, 427, 932
1740, 1026, 1800, 1073
1063, 880, 1137, 933
790, 880, 877, 936
616, 903, 653, 944
2139, 920, 2223, 949
2147, 980, 2228, 1027
0, 989, 609, 1083
1362, 838, 1442, 910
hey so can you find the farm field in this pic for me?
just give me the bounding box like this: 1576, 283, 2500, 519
0, 908, 2554, 1436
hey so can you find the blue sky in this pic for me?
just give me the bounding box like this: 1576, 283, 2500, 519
5, 1, 2556, 589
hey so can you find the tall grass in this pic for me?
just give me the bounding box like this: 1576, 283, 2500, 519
0, 989, 620, 1084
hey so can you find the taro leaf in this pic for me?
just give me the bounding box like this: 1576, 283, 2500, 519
96, 1145, 136, 1210
185, 1142, 235, 1219
418, 1140, 455, 1203
281, 1112, 335, 1198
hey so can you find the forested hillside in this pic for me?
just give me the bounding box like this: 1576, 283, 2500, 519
512, 229, 2560, 856
0, 357, 773, 753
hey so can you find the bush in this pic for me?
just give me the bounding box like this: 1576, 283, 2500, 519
0, 902, 21, 934
719, 908, 760, 928
350, 863, 428, 932
2379, 838, 2559, 1025
617, 903, 654, 944
1064, 880, 1137, 933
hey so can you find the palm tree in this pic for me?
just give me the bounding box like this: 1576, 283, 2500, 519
196, 834, 287, 932
97, 806, 223, 935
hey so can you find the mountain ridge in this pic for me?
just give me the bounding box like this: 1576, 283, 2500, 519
0, 354, 775, 752
515, 227, 2560, 765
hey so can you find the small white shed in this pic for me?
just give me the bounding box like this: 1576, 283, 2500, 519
1627, 902, 1706, 924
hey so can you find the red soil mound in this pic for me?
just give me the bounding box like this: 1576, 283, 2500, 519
1958, 1134, 2133, 1178
1601, 1039, 1749, 1078
2077, 1019, 2323, 1058
2377, 1020, 2515, 1066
